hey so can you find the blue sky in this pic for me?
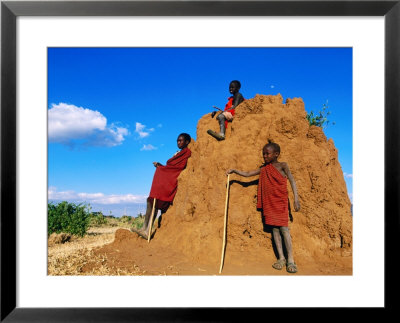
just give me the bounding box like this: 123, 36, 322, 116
48, 48, 352, 217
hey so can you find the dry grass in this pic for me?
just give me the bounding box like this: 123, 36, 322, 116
47, 225, 146, 276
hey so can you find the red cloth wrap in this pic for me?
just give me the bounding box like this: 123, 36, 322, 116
223, 97, 234, 129
149, 147, 191, 202
257, 164, 289, 227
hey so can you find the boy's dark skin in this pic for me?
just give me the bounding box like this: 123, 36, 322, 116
134, 135, 190, 240
226, 145, 300, 273
226, 81, 244, 112
211, 81, 244, 139
152, 135, 189, 168
211, 82, 243, 117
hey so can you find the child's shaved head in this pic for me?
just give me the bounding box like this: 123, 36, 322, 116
178, 133, 191, 143
230, 80, 241, 89
263, 139, 280, 154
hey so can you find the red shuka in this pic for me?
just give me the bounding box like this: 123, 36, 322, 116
149, 147, 191, 202
223, 97, 235, 129
257, 164, 289, 227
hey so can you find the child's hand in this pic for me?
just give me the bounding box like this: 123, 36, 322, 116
226, 169, 234, 175
294, 199, 300, 211
153, 162, 161, 167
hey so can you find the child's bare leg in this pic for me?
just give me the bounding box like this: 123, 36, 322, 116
280, 227, 293, 263
216, 113, 226, 137
272, 227, 286, 270
273, 227, 285, 260
280, 226, 297, 273
144, 208, 159, 233
131, 200, 154, 239
141, 199, 153, 232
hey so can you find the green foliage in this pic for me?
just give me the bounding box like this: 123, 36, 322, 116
120, 215, 133, 223
131, 214, 145, 230
306, 101, 335, 129
48, 201, 91, 237
90, 211, 108, 226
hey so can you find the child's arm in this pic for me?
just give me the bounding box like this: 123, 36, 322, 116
281, 163, 300, 211
232, 93, 244, 108
226, 168, 260, 177
226, 93, 244, 111
153, 162, 163, 167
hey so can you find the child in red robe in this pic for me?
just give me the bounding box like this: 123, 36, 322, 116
131, 133, 191, 240
226, 140, 300, 273
209, 80, 244, 140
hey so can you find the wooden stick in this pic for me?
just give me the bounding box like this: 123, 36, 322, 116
147, 198, 157, 243
219, 174, 230, 273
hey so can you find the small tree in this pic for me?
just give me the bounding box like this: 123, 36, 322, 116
48, 201, 91, 237
90, 211, 107, 226
306, 101, 335, 129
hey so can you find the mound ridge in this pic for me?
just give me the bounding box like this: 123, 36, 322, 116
94, 94, 352, 275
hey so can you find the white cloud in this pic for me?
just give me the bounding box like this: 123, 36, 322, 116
48, 186, 76, 200
135, 122, 154, 138
48, 103, 129, 147
48, 187, 147, 205
89, 123, 129, 147
140, 144, 156, 151
270, 85, 275, 89
344, 172, 353, 178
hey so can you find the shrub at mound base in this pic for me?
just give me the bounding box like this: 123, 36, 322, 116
153, 94, 352, 268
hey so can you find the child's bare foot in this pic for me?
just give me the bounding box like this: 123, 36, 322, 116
272, 258, 286, 270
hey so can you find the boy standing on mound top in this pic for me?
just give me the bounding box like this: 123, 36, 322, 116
208, 80, 244, 141
226, 140, 301, 273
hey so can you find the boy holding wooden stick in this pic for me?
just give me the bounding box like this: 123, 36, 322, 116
226, 140, 300, 273
131, 133, 191, 240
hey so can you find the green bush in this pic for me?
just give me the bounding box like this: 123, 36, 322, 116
131, 214, 145, 230
90, 211, 108, 226
306, 101, 335, 129
48, 201, 91, 237
120, 215, 133, 223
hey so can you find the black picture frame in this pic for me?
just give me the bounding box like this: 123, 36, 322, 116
1, 0, 398, 321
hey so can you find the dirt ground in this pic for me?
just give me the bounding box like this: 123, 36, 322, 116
48, 226, 144, 275
48, 225, 352, 276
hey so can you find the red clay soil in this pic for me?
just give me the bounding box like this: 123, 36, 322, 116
84, 94, 352, 276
